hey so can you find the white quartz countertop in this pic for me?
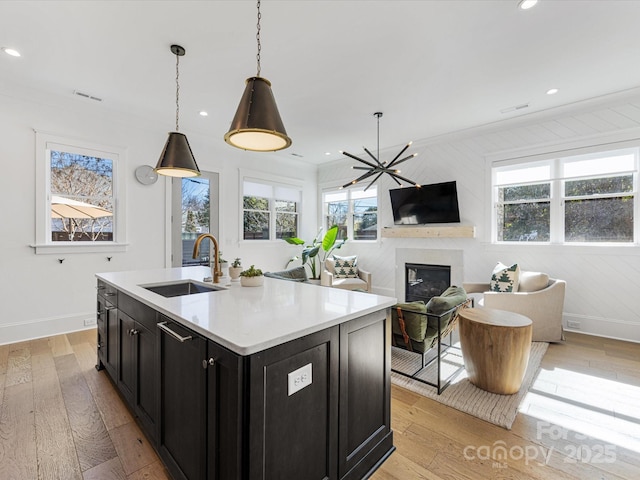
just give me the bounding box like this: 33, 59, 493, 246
96, 266, 397, 355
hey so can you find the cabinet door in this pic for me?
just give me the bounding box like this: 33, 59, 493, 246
103, 304, 119, 380
96, 296, 107, 369
206, 340, 244, 480
118, 311, 135, 407
338, 311, 393, 480
158, 317, 207, 480
135, 320, 158, 441
248, 327, 339, 480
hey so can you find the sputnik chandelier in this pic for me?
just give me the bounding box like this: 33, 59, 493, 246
341, 112, 419, 190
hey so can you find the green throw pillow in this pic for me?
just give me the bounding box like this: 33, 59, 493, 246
391, 301, 427, 342
425, 286, 468, 334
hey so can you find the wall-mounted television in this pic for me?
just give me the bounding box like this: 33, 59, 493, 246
389, 181, 460, 224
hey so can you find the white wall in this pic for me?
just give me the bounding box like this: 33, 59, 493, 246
319, 89, 640, 343
0, 85, 317, 344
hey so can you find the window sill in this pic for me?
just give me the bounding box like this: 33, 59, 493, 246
484, 242, 640, 256
30, 242, 129, 255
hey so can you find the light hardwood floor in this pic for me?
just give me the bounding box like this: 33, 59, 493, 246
0, 330, 638, 479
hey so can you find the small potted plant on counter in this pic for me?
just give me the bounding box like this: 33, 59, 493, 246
240, 265, 264, 287
229, 258, 243, 281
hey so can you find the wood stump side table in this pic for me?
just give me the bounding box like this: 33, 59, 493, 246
458, 308, 533, 395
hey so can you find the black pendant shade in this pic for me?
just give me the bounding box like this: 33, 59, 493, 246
154, 44, 201, 178
155, 132, 200, 178
224, 76, 292, 152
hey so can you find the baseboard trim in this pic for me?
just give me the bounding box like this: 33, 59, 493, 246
0, 312, 95, 345
563, 313, 640, 344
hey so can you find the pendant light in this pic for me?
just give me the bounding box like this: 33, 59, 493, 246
155, 44, 201, 178
341, 112, 419, 191
224, 0, 291, 152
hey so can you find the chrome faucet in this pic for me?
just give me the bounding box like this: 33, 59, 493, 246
192, 233, 222, 284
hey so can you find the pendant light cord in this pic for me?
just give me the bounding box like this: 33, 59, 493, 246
256, 0, 262, 77
175, 52, 180, 132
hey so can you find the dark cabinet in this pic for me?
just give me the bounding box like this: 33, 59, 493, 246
248, 326, 339, 480
117, 293, 159, 442
158, 316, 207, 480
96, 281, 118, 380
97, 284, 392, 480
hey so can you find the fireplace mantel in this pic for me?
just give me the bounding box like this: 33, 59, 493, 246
382, 225, 475, 238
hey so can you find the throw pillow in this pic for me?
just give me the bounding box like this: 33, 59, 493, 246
518, 271, 549, 292
333, 255, 358, 279
489, 262, 520, 292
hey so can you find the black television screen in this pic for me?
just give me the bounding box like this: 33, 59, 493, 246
389, 181, 460, 224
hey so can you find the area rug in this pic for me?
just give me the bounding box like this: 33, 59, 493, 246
390, 342, 549, 430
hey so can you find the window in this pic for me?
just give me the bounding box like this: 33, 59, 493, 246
242, 179, 300, 240
323, 186, 378, 241
34, 133, 127, 253
492, 147, 638, 244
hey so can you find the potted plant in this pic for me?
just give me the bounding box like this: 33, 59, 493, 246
229, 258, 243, 281
284, 225, 346, 281
218, 251, 229, 278
240, 265, 264, 287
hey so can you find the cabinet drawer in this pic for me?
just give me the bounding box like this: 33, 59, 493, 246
119, 293, 157, 331
97, 280, 118, 301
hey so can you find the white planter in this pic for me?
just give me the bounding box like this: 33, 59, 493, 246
240, 275, 264, 287
229, 266, 243, 281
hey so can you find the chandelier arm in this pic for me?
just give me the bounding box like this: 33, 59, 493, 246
341, 169, 379, 188
389, 172, 419, 186
386, 143, 412, 168
342, 151, 379, 169
388, 153, 418, 168
364, 172, 385, 191
352, 166, 383, 171
363, 147, 385, 167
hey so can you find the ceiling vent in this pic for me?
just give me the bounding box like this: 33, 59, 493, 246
73, 90, 103, 102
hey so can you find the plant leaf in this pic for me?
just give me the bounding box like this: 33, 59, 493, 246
284, 237, 305, 245
322, 225, 339, 252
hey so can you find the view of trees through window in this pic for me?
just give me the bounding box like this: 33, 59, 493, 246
494, 149, 637, 243
324, 187, 377, 241
182, 177, 211, 265
50, 150, 113, 242
242, 180, 299, 240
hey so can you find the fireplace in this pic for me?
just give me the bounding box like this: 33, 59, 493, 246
395, 249, 463, 303
405, 263, 451, 303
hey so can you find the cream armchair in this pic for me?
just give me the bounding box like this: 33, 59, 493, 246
321, 258, 371, 292
463, 274, 566, 342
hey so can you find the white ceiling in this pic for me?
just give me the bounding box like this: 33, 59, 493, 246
2, 0, 640, 165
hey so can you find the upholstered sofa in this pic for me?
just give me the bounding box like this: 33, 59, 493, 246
463, 271, 566, 342
321, 257, 371, 292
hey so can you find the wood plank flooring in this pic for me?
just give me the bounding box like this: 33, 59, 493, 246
0, 330, 638, 479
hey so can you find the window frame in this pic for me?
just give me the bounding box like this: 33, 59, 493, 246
33, 132, 128, 254
491, 146, 639, 246
239, 172, 303, 242
322, 185, 379, 242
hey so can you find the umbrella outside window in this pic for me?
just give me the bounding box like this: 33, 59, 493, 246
51, 195, 113, 241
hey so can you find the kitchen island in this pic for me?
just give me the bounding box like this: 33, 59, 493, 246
96, 266, 396, 480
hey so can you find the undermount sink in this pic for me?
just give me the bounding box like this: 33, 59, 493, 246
142, 280, 224, 298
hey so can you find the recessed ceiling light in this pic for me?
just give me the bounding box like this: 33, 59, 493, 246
518, 0, 538, 10
2, 47, 21, 57
325, 152, 331, 156
199, 111, 208, 117
546, 88, 559, 95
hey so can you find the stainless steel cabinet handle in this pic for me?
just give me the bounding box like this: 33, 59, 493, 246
104, 292, 116, 297
202, 358, 215, 369
105, 306, 116, 311
128, 329, 139, 336
157, 321, 192, 343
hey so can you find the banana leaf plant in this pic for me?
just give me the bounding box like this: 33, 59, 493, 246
284, 225, 346, 279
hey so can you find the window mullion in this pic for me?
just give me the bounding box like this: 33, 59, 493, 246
551, 160, 563, 243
